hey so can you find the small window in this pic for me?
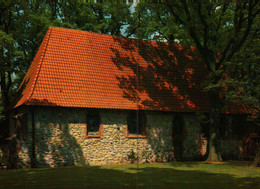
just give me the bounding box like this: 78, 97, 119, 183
86, 111, 100, 137
127, 111, 147, 138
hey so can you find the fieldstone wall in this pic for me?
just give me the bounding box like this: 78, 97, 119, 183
14, 107, 221, 168
146, 112, 174, 162
17, 107, 180, 167
17, 110, 33, 168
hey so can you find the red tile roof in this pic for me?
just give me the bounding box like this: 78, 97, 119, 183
13, 27, 243, 113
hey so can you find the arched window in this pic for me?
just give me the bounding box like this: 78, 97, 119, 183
127, 111, 146, 136
87, 111, 100, 136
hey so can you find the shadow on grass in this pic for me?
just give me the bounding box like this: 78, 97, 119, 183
0, 162, 259, 189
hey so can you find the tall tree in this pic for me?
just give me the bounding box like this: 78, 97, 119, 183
129, 1, 259, 161
0, 0, 57, 116
0, 0, 23, 112
223, 32, 260, 166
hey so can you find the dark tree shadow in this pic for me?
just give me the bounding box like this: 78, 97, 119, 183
36, 121, 86, 167
32, 103, 86, 168
13, 99, 86, 168
110, 37, 209, 112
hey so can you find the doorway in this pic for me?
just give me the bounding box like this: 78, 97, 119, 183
172, 115, 184, 161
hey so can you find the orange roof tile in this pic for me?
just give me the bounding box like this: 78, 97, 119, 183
13, 27, 243, 113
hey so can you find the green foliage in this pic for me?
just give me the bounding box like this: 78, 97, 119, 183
127, 149, 138, 163
0, 0, 132, 114
135, 1, 259, 69
127, 2, 190, 42
142, 148, 152, 163
221, 36, 260, 122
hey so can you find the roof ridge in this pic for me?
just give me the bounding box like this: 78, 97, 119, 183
51, 26, 173, 46
51, 26, 121, 39
25, 27, 53, 104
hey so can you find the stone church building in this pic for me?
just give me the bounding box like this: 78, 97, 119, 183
2, 27, 254, 168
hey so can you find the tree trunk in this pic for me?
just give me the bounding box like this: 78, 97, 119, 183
0, 47, 11, 117
206, 90, 223, 162
1, 86, 10, 110
252, 145, 260, 167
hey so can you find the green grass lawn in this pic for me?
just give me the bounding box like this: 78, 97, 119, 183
0, 162, 259, 189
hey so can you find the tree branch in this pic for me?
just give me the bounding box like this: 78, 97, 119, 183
7, 70, 11, 91
225, 1, 256, 62
156, 10, 166, 26
197, 1, 208, 47
126, 26, 137, 38
164, 2, 186, 25
180, 0, 191, 22
217, 2, 250, 68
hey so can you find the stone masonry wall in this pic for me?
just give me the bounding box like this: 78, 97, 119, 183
17, 107, 178, 167
15, 107, 212, 168
17, 109, 33, 168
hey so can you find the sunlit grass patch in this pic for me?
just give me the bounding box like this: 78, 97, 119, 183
0, 162, 259, 188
